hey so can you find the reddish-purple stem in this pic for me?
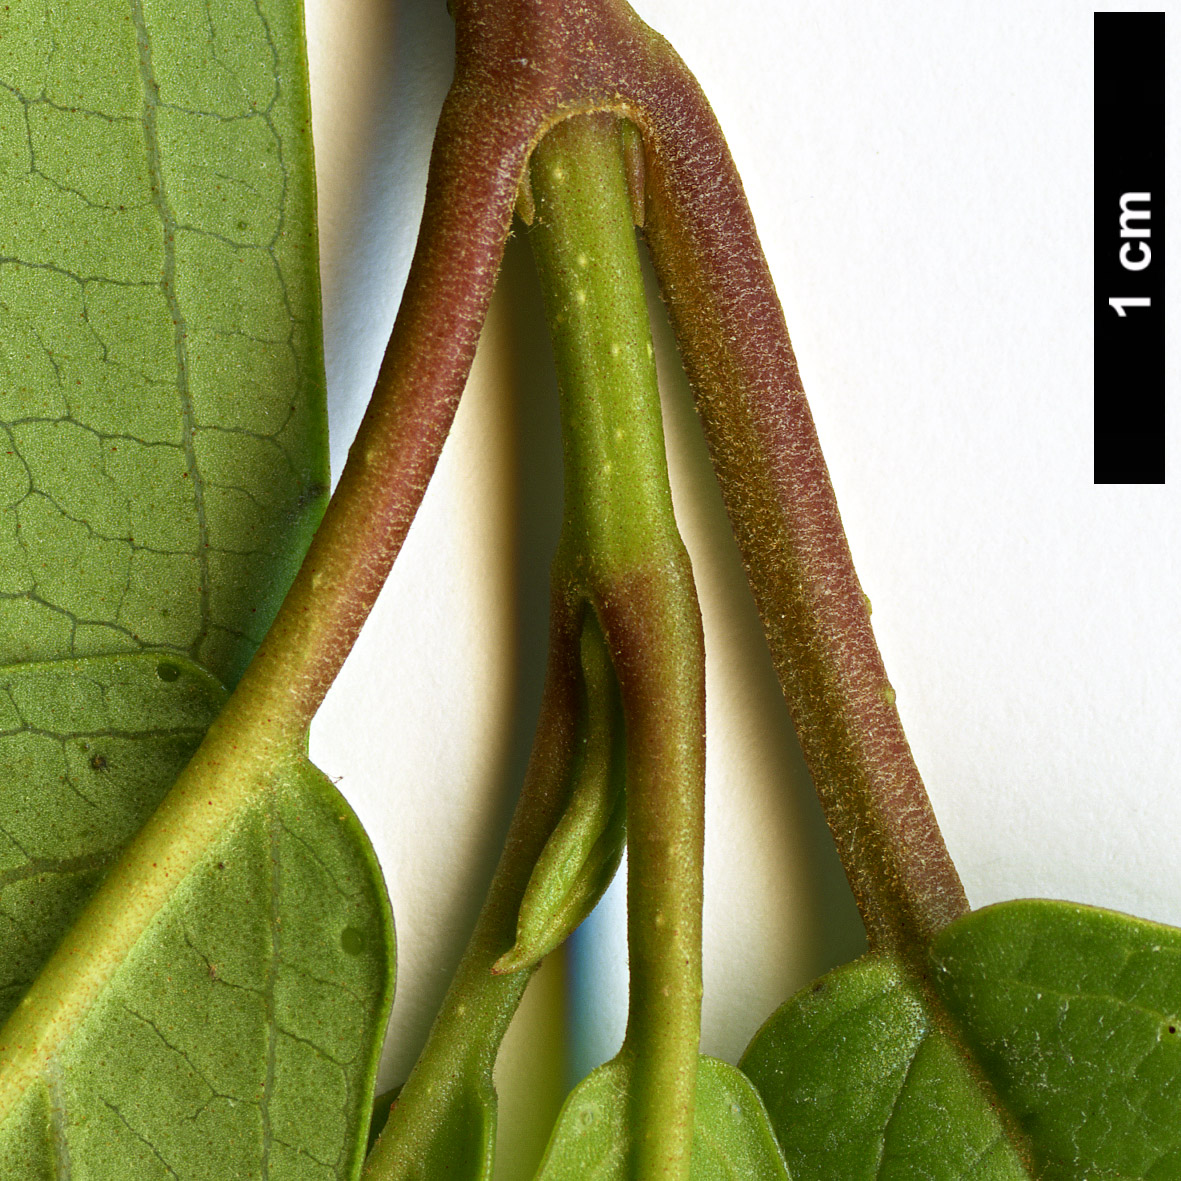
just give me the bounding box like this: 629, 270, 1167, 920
254, 0, 965, 958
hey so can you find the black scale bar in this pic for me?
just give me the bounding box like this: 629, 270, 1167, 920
1095, 12, 1166, 484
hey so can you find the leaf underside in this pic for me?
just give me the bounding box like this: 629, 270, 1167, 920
536, 1054, 791, 1179
741, 898, 1181, 1179
0, 652, 223, 1029
0, 709, 393, 1179
0, 5, 391, 1177
0, 0, 329, 688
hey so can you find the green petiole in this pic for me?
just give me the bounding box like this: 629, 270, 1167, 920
528, 111, 705, 1179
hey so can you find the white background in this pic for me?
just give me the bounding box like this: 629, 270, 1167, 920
302, 2, 1180, 1174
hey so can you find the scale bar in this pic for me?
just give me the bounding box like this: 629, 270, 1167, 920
1094, 12, 1166, 484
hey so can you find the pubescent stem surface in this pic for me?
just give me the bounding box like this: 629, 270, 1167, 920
530, 112, 706, 1180
439, 0, 967, 961
367, 111, 706, 1181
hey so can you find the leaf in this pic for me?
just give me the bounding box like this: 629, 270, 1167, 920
0, 0, 339, 1114
741, 898, 1181, 1178
0, 740, 394, 1178
934, 902, 1181, 1177
494, 614, 626, 976
0, 652, 223, 1028
740, 954, 1025, 1177
535, 1055, 791, 1179
0, 0, 328, 688
0, 4, 394, 1174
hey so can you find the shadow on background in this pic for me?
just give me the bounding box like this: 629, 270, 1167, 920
483, 228, 570, 1181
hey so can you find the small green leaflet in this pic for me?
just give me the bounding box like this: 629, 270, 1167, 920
361, 616, 630, 1179
0, 725, 393, 1178
741, 898, 1181, 1178
0, 0, 328, 687
495, 614, 626, 977
535, 1055, 791, 1178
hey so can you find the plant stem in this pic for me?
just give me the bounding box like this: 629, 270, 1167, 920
530, 112, 705, 1180
631, 68, 971, 955
448, 0, 967, 960
367, 111, 704, 1181
362, 594, 586, 1178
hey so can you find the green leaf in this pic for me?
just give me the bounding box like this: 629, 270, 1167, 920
0, 740, 394, 1178
0, 6, 359, 1171
741, 898, 1181, 1178
0, 6, 391, 1174
494, 614, 626, 976
534, 1055, 791, 1179
934, 901, 1181, 1177
0, 652, 223, 1028
0, 0, 328, 688
740, 954, 1026, 1177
